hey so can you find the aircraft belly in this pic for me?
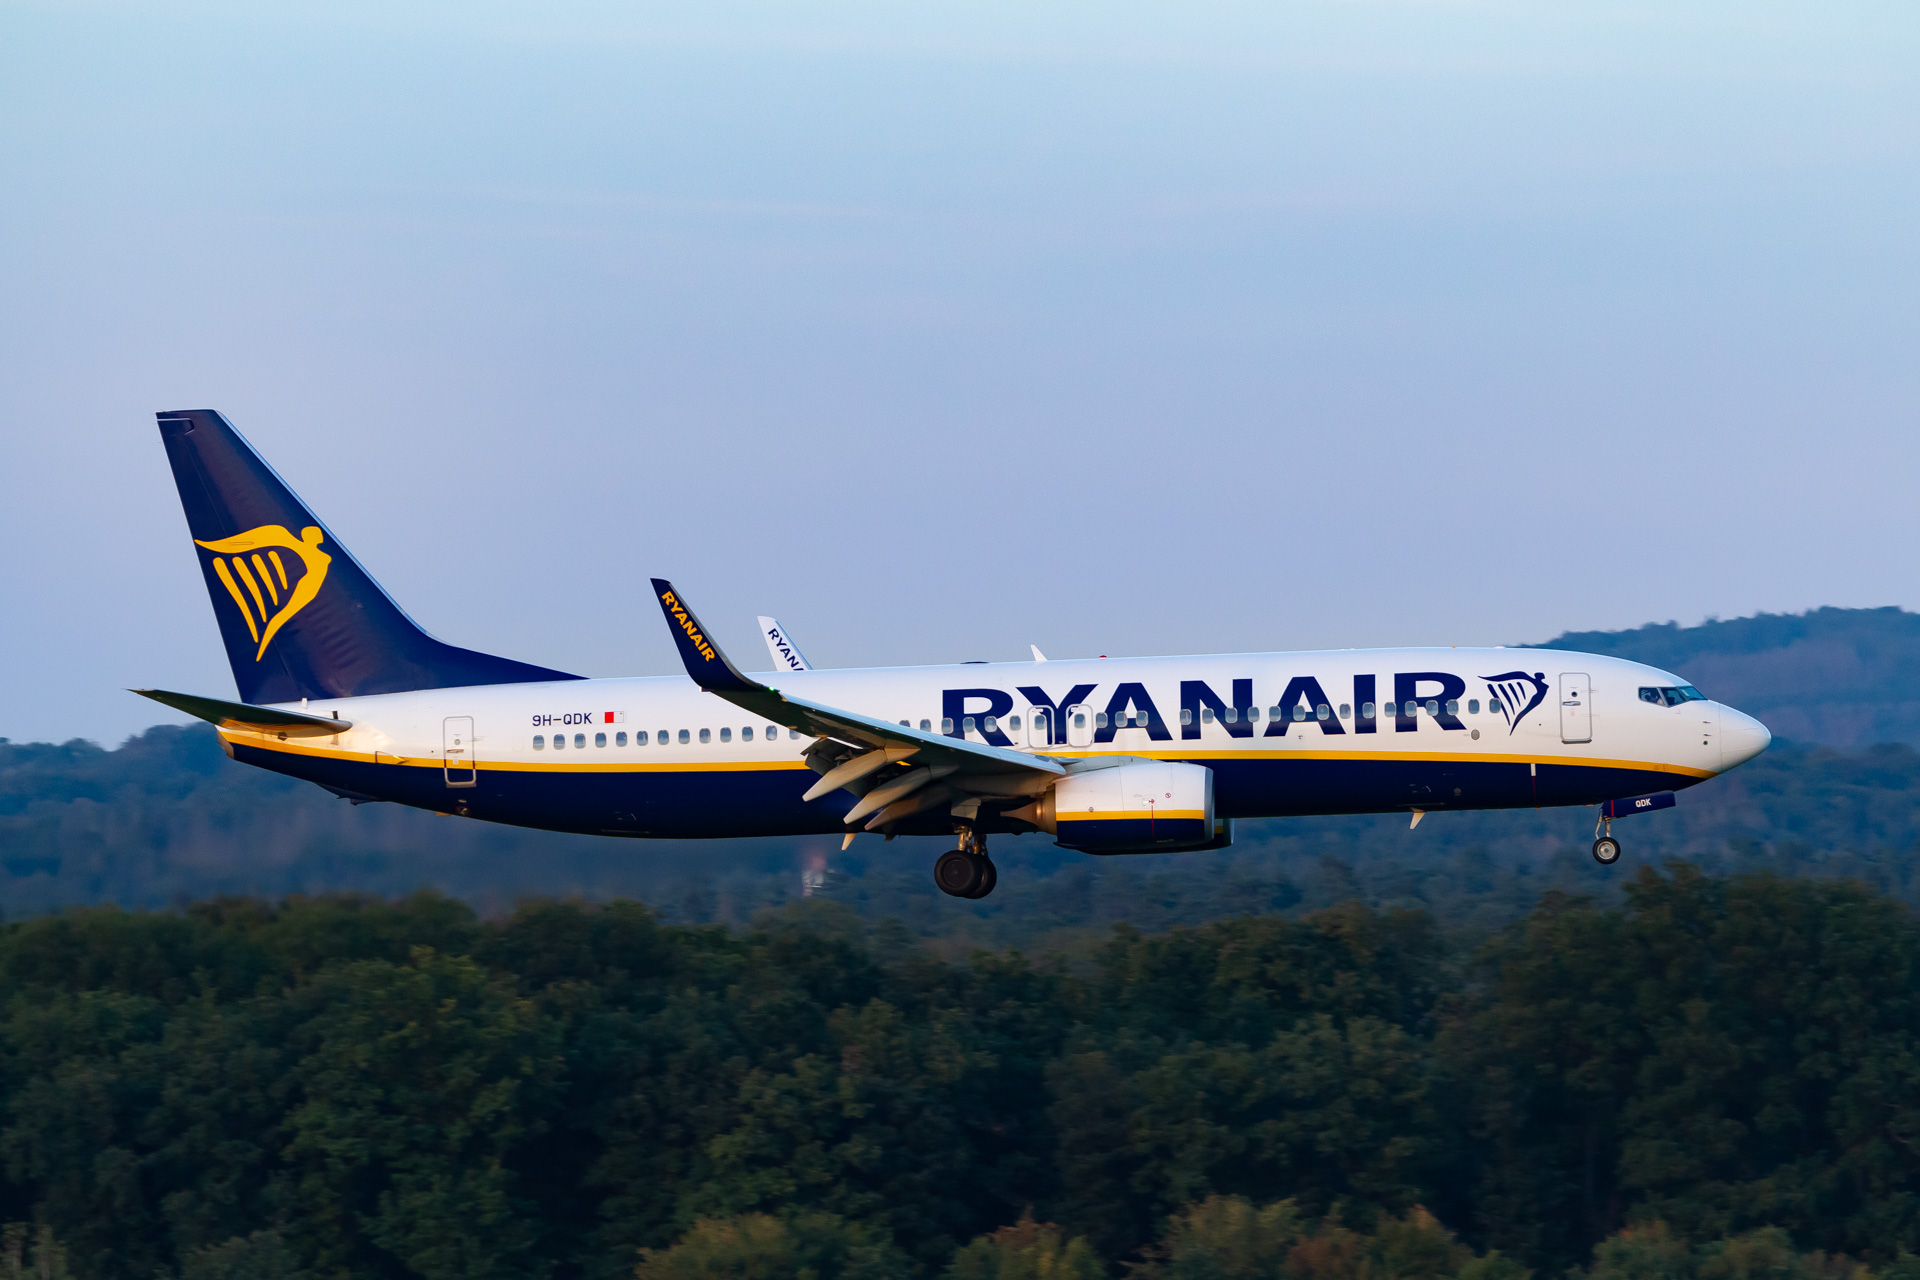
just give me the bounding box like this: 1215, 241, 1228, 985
1206, 755, 1705, 818
229, 743, 849, 838
231, 742, 1708, 839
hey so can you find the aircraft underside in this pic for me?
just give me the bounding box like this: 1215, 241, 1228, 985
232, 741, 1702, 840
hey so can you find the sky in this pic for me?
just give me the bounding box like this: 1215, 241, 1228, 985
2, 0, 1917, 747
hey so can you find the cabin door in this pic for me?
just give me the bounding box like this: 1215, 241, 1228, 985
1558, 674, 1591, 744
444, 716, 477, 787
1026, 706, 1052, 749
1065, 704, 1094, 749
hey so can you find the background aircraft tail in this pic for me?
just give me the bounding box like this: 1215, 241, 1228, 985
157, 409, 579, 704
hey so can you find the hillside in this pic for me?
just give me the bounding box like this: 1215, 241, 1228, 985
1533, 605, 1920, 747
4, 605, 1918, 929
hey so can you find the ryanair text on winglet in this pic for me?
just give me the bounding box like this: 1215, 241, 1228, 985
660, 590, 717, 662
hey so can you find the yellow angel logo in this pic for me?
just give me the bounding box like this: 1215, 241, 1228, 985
194, 525, 332, 661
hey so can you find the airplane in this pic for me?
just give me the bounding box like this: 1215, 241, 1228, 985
138, 409, 1772, 899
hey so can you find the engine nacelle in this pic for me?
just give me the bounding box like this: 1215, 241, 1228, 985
1009, 760, 1226, 854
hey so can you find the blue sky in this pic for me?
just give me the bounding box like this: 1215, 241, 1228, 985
2, 0, 1917, 745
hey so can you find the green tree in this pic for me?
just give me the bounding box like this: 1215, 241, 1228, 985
282, 946, 563, 1279
1130, 1195, 1303, 1280
633, 1212, 907, 1280
946, 1212, 1106, 1280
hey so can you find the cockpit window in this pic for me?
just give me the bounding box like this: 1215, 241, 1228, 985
1640, 685, 1707, 707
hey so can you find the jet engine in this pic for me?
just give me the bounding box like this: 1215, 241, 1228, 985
1007, 760, 1230, 854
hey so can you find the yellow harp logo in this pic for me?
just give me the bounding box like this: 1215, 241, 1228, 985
194, 525, 332, 661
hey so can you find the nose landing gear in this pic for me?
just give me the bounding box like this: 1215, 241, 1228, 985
934, 828, 997, 899
1592, 811, 1622, 865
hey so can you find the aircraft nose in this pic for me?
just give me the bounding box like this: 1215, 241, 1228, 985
1718, 705, 1772, 769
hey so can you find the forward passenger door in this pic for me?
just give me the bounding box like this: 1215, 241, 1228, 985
1559, 674, 1591, 744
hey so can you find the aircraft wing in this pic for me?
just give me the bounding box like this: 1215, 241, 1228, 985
652, 580, 1064, 795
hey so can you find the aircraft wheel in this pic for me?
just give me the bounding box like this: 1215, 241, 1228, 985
934, 849, 984, 898
1592, 836, 1622, 866
966, 856, 998, 899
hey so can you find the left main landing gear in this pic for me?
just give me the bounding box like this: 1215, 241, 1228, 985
933, 829, 997, 899
1592, 812, 1621, 865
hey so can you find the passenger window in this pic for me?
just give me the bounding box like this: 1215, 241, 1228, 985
1269, 705, 1282, 720
699, 728, 711, 744
1248, 707, 1261, 721
636, 730, 649, 745
1223, 708, 1237, 724
789, 728, 801, 739
1073, 713, 1086, 729
678, 729, 690, 744
1468, 699, 1480, 714
1316, 704, 1330, 720
984, 716, 998, 734
743, 726, 754, 741
595, 732, 607, 748
1009, 715, 1021, 731
1201, 707, 1215, 724
1445, 700, 1459, 716
616, 731, 628, 746
574, 733, 586, 748
1488, 699, 1502, 715
533, 735, 545, 750
1095, 712, 1109, 728
920, 719, 931, 731
1181, 708, 1194, 726
553, 734, 565, 750
719, 727, 731, 742
1361, 702, 1375, 719
1425, 700, 1438, 716
1293, 704, 1307, 721
1339, 704, 1351, 719
963, 716, 977, 734
942, 718, 955, 734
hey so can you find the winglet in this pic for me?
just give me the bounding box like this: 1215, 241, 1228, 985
651, 579, 768, 695
758, 615, 813, 671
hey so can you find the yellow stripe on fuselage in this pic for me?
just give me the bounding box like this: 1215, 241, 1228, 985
221, 731, 814, 772
1057, 810, 1208, 823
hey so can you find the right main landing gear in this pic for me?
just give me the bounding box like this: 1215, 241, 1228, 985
934, 829, 997, 899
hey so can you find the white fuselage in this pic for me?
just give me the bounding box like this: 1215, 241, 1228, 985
217, 646, 1770, 841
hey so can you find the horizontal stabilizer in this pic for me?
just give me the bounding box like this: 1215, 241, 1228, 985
132, 688, 351, 737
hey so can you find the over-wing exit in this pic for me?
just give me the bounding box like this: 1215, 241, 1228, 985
138, 410, 1771, 898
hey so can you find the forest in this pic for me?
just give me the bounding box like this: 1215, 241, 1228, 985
1, 867, 1918, 1279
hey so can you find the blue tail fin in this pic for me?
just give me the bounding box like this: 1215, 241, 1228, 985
158, 409, 580, 703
